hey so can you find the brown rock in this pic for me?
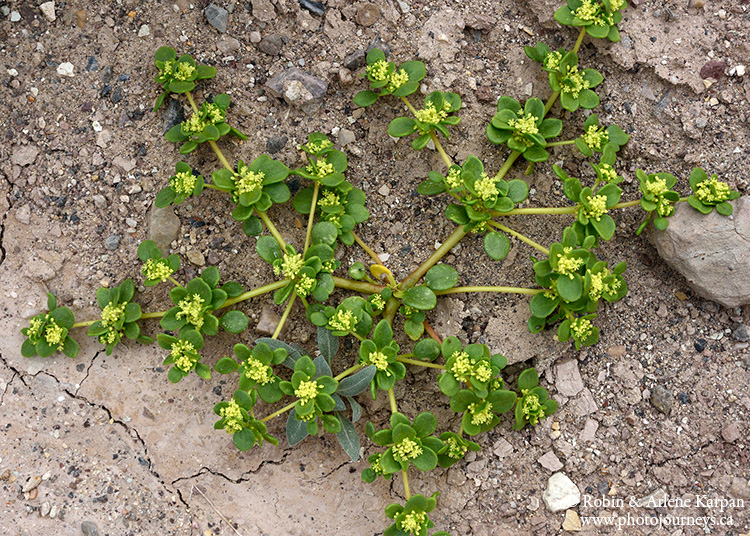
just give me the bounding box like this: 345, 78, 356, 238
700, 60, 727, 80
562, 510, 582, 532
356, 3, 380, 27
476, 86, 495, 103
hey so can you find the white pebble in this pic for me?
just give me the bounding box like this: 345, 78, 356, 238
10, 11, 21, 22
39, 1, 56, 22
138, 24, 150, 37
736, 65, 746, 77
57, 62, 75, 77
7, 68, 18, 77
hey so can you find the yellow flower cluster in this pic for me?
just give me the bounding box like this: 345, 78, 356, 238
174, 61, 196, 81
392, 438, 423, 462
645, 177, 668, 197
277, 252, 304, 280
570, 317, 594, 340
245, 357, 273, 385
143, 259, 174, 282
415, 101, 450, 125
101, 302, 126, 327
445, 167, 462, 190
318, 190, 340, 207
582, 125, 608, 150
305, 139, 332, 154
170, 340, 197, 371
182, 114, 205, 135
366, 59, 390, 81
308, 160, 334, 178
328, 309, 357, 332
205, 103, 224, 124
369, 293, 386, 311
367, 350, 390, 372
388, 69, 409, 91
99, 331, 117, 345
295, 274, 316, 298
583, 194, 608, 221
236, 168, 265, 195
294, 380, 320, 404
445, 436, 468, 459
695, 177, 731, 204
574, 0, 601, 23
598, 163, 618, 183
399, 511, 427, 533
556, 249, 584, 278
170, 170, 197, 195
176, 294, 205, 330
28, 317, 44, 340
468, 402, 494, 426
219, 399, 244, 434
544, 51, 564, 71
474, 173, 498, 201
45, 321, 66, 348
562, 66, 590, 98
370, 453, 385, 476
521, 394, 546, 425
508, 112, 539, 135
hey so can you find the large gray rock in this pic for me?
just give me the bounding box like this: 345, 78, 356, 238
147, 205, 180, 254
265, 68, 328, 101
651, 196, 750, 307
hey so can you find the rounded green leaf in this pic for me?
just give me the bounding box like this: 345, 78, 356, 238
424, 264, 458, 291
402, 286, 437, 311
388, 117, 418, 137
484, 231, 510, 261
556, 274, 583, 302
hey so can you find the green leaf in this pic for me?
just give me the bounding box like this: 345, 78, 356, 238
243, 217, 263, 236
411, 133, 431, 150
353, 90, 379, 107
716, 201, 733, 216
539, 118, 563, 139
155, 46, 177, 63
577, 89, 600, 109
412, 448, 438, 471
50, 307, 75, 329
507, 179, 529, 203
47, 292, 58, 311
62, 336, 79, 358
334, 412, 360, 461
556, 275, 583, 302
220, 311, 249, 334
287, 409, 309, 446
337, 366, 376, 397
311, 221, 338, 247
256, 236, 282, 264
554, 5, 575, 24
404, 318, 424, 341
402, 286, 437, 310
484, 231, 510, 261
201, 266, 221, 288
388, 117, 418, 137
215, 357, 239, 374
530, 293, 558, 318
412, 412, 437, 438
196, 64, 217, 80
195, 362, 211, 380
425, 264, 458, 291
591, 214, 616, 240
445, 204, 469, 225
317, 325, 339, 364
518, 368, 539, 391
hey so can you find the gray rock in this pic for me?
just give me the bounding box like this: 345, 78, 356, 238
186, 249, 205, 266
39, 1, 56, 22
147, 205, 180, 253
554, 359, 584, 398
338, 129, 356, 146
81, 521, 100, 536
651, 196, 750, 307
12, 144, 40, 166
299, 0, 325, 16
162, 99, 185, 134
258, 33, 283, 56
543, 473, 581, 512
204, 4, 228, 33
650, 384, 673, 415
343, 49, 366, 71
722, 422, 742, 443
252, 0, 275, 21
15, 205, 31, 224
538, 451, 563, 472
217, 36, 241, 55
103, 235, 120, 251
256, 305, 281, 335
733, 324, 749, 342
266, 135, 288, 154
283, 80, 314, 107
265, 68, 328, 101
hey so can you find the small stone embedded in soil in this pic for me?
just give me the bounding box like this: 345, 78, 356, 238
554, 359, 584, 398
162, 99, 185, 134
57, 62, 75, 77
12, 144, 40, 167
186, 249, 205, 266
147, 205, 180, 253
694, 338, 707, 352
104, 235, 121, 251
493, 438, 513, 458
22, 475, 42, 493
338, 129, 356, 145
258, 34, 283, 56
81, 521, 100, 536
637, 488, 668, 508
700, 60, 726, 80
543, 472, 581, 512
538, 450, 564, 472
562, 509, 582, 532
733, 324, 749, 342
343, 49, 366, 71
138, 24, 150, 37
299, 0, 325, 16
678, 392, 690, 404
721, 423, 742, 443
356, 3, 380, 27
265, 68, 328, 102
256, 305, 281, 335
650, 384, 673, 415
204, 3, 228, 33
39, 1, 56, 22
266, 135, 288, 154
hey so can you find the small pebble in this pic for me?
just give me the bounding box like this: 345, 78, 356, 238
104, 235, 120, 250
204, 3, 228, 33
356, 3, 380, 27
138, 24, 150, 37
39, 1, 56, 22
266, 135, 288, 154
650, 384, 673, 415
299, 0, 325, 16
694, 338, 707, 352
57, 62, 75, 77
81, 521, 100, 536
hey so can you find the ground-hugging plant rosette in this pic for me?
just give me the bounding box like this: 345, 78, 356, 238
19, 4, 743, 535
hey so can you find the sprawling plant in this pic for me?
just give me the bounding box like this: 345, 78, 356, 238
21, 1, 741, 533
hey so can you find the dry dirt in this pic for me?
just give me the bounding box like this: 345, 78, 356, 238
1, 0, 749, 535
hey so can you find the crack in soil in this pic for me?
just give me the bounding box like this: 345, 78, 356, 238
0, 174, 11, 267
171, 449, 294, 488
74, 350, 100, 396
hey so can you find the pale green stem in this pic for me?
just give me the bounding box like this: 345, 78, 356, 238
487, 221, 550, 255
261, 401, 296, 423
168, 276, 183, 288
493, 151, 521, 181
434, 286, 544, 296
332, 276, 385, 294
402, 470, 411, 500
272, 294, 296, 339
334, 364, 363, 382
401, 226, 467, 289
397, 357, 446, 370
185, 91, 234, 172
544, 28, 586, 115
388, 387, 398, 413
400, 96, 419, 116
429, 131, 453, 169
222, 280, 290, 308
545, 140, 576, 147
303, 182, 320, 255
257, 211, 287, 250
351, 230, 384, 265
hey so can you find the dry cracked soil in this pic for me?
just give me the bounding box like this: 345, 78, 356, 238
1, 0, 749, 535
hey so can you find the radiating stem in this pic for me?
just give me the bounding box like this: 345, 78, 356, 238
545, 140, 576, 147
73, 310, 167, 329
434, 286, 544, 296
222, 280, 290, 308
334, 364, 363, 382
487, 221, 550, 255
400, 96, 419, 116
493, 151, 521, 181
423, 321, 442, 344
383, 297, 401, 325
401, 226, 467, 290
573, 26, 587, 54
351, 231, 384, 265
261, 401, 296, 423
304, 182, 320, 255
402, 470, 411, 500
272, 294, 296, 339
257, 211, 287, 250
332, 276, 386, 294
612, 199, 642, 209
430, 131, 453, 169
494, 206, 577, 216
397, 357, 446, 370
388, 387, 398, 413
168, 276, 184, 288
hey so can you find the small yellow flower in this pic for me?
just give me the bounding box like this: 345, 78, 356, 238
317, 190, 340, 207
392, 438, 423, 462
574, 0, 600, 22
366, 59, 390, 81
295, 274, 316, 298
468, 402, 494, 426
174, 61, 196, 81
570, 317, 594, 340
598, 163, 618, 183
544, 51, 563, 71
508, 112, 539, 135
583, 194, 608, 221
367, 350, 390, 372
294, 380, 320, 404
328, 309, 357, 332
143, 259, 174, 282
170, 340, 197, 372
399, 511, 427, 533
474, 362, 493, 383
582, 125, 608, 151
176, 294, 205, 330
369, 293, 386, 311
445, 436, 468, 459
415, 101, 448, 124
645, 177, 668, 197
561, 66, 590, 98
245, 357, 273, 385
474, 173, 498, 201
236, 168, 265, 196
44, 320, 66, 349
280, 252, 304, 280
695, 177, 731, 204
610, 0, 625, 11
170, 170, 197, 195
219, 399, 244, 434
449, 351, 473, 383
101, 302, 126, 327
305, 139, 333, 154
388, 69, 409, 91
556, 252, 584, 279
205, 103, 224, 124
182, 114, 205, 135
445, 167, 462, 190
